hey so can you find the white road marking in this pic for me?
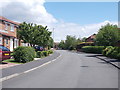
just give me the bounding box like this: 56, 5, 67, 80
0, 54, 61, 82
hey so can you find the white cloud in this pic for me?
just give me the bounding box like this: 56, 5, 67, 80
53, 20, 117, 42
0, 0, 57, 26
0, 0, 118, 42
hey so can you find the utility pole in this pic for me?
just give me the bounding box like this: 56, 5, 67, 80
53, 28, 54, 49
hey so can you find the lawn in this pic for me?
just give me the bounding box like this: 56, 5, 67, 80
3, 59, 24, 64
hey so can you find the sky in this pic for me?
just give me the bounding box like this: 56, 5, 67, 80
0, 0, 118, 42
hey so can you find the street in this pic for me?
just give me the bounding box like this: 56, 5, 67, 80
2, 50, 118, 88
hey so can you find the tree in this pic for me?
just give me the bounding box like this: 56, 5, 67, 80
65, 35, 78, 50
95, 23, 119, 46
58, 40, 65, 49
17, 22, 52, 48
58, 36, 82, 50
82, 37, 87, 42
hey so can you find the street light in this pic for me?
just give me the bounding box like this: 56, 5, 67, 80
53, 28, 54, 49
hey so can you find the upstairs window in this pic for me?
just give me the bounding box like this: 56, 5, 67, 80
5, 23, 8, 30
10, 24, 14, 31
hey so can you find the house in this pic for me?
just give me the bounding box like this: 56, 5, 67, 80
0, 16, 20, 51
86, 34, 96, 42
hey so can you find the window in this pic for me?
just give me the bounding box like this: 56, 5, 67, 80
6, 39, 8, 44
5, 23, 8, 30
10, 24, 14, 31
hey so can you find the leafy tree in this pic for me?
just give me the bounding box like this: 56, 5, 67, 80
58, 36, 82, 50
17, 22, 52, 48
95, 23, 119, 46
58, 40, 65, 49
77, 38, 82, 44
82, 37, 87, 42
48, 37, 54, 48
64, 35, 78, 50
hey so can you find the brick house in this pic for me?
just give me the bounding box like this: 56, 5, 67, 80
0, 16, 20, 51
86, 34, 96, 42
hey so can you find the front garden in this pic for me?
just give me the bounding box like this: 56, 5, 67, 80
3, 46, 53, 64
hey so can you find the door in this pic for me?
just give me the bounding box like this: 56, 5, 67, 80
10, 38, 13, 51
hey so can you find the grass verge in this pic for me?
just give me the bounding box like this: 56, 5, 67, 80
3, 59, 24, 64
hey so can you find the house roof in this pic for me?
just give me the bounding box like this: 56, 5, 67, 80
87, 34, 96, 39
0, 16, 20, 25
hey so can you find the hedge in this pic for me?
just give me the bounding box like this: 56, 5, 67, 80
48, 50, 53, 54
36, 50, 53, 58
81, 46, 105, 54
13, 46, 36, 63
36, 51, 44, 58
102, 46, 120, 59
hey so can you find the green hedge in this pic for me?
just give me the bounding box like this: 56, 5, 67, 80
48, 50, 53, 54
36, 51, 44, 58
103, 46, 120, 59
36, 50, 53, 58
82, 46, 105, 54
42, 51, 49, 56
13, 46, 36, 63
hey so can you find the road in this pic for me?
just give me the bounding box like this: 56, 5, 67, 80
2, 50, 118, 88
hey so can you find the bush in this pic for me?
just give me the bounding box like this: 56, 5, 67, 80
42, 51, 49, 56
102, 46, 113, 56
117, 53, 120, 59
36, 51, 44, 58
13, 46, 36, 63
105, 46, 115, 57
48, 50, 53, 54
82, 46, 105, 54
102, 46, 120, 59
36, 50, 53, 58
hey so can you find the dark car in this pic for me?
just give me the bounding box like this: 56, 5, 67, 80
34, 46, 44, 51
0, 45, 11, 61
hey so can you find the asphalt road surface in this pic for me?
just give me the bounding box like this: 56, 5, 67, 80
2, 50, 118, 88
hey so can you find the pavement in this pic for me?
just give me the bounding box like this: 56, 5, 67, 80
1, 51, 60, 78
2, 50, 118, 88
96, 55, 120, 69
0, 62, 19, 69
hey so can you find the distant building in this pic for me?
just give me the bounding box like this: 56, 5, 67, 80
0, 16, 20, 51
54, 42, 59, 49
86, 34, 96, 42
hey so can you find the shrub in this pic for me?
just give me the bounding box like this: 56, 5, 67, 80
105, 46, 115, 57
82, 46, 105, 54
110, 50, 118, 58
36, 51, 44, 58
103, 46, 120, 59
102, 46, 113, 56
42, 51, 49, 56
48, 50, 53, 54
13, 46, 36, 63
117, 53, 120, 59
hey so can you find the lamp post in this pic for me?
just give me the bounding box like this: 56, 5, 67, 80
53, 28, 54, 49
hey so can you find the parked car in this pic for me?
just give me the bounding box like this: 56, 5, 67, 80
34, 46, 44, 51
0, 45, 11, 61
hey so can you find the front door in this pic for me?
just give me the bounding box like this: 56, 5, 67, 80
10, 38, 13, 51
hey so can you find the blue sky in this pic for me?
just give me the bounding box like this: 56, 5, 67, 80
0, 0, 118, 42
45, 2, 118, 25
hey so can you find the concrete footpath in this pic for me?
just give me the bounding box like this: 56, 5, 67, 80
96, 55, 120, 69
1, 51, 60, 78
75, 51, 120, 70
